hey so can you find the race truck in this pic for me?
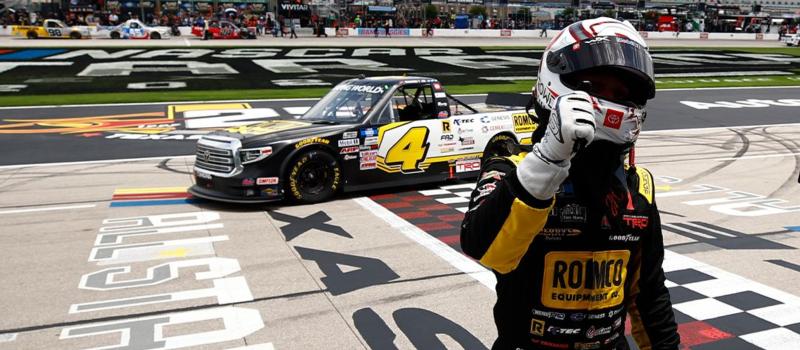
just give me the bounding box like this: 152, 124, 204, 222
97, 19, 170, 39
785, 33, 800, 47
189, 76, 538, 204
191, 20, 256, 39
11, 19, 91, 39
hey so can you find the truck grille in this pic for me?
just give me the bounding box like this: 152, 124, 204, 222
193, 136, 243, 177
195, 144, 234, 173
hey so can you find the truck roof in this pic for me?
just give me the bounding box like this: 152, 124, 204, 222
351, 76, 439, 85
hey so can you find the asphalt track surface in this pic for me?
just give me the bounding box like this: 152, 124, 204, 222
1, 87, 800, 166
1, 87, 799, 350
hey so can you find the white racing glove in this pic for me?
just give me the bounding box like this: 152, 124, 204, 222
517, 91, 596, 200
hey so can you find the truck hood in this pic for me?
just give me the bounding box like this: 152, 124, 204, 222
213, 120, 353, 147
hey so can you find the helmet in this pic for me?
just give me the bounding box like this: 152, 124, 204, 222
534, 17, 655, 147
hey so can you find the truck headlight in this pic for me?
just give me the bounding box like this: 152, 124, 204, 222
240, 146, 273, 164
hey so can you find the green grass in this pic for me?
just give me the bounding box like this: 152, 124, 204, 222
1, 75, 798, 107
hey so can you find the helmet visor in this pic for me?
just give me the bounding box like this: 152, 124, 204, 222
546, 36, 655, 103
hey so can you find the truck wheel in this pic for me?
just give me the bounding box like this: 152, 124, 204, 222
482, 134, 519, 163
110, 31, 120, 39
204, 32, 212, 40
27, 31, 38, 39
286, 150, 341, 204
150, 32, 161, 40
70, 31, 82, 39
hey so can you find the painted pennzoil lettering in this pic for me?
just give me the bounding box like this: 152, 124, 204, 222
542, 250, 628, 309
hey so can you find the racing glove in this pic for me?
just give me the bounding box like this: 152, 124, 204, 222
517, 91, 596, 200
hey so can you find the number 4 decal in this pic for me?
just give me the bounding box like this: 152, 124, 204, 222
385, 126, 430, 173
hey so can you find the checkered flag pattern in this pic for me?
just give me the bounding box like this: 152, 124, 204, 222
373, 184, 800, 349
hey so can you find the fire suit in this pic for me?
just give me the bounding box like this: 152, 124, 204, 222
461, 155, 680, 350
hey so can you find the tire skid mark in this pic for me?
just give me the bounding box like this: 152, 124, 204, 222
681, 128, 751, 184
757, 126, 800, 198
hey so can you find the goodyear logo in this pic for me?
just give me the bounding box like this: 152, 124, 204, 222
512, 113, 536, 133
542, 250, 629, 310
295, 137, 330, 149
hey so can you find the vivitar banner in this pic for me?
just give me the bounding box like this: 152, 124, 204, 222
0, 47, 799, 95
278, 1, 311, 17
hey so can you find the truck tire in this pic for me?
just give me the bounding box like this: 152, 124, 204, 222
285, 150, 341, 204
110, 31, 120, 39
150, 32, 161, 40
70, 31, 82, 39
27, 31, 38, 39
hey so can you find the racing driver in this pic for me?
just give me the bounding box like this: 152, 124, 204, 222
461, 18, 680, 350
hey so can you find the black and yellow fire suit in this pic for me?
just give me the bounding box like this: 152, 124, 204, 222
461, 155, 680, 350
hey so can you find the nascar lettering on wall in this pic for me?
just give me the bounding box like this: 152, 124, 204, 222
0, 48, 799, 95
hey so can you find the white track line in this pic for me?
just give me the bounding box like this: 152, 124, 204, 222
353, 197, 496, 290
0, 204, 96, 215
0, 155, 193, 170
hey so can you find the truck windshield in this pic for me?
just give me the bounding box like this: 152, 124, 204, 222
300, 81, 388, 123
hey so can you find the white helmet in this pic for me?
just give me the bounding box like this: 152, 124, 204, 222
534, 17, 655, 147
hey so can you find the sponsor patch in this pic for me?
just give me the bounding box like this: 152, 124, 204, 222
531, 308, 566, 321
241, 178, 255, 186
333, 84, 384, 94
623, 215, 649, 229
530, 339, 568, 349
441, 134, 455, 141
530, 319, 545, 336
585, 325, 612, 339
560, 203, 587, 223
256, 177, 279, 185
359, 150, 378, 162
575, 341, 601, 350
441, 121, 451, 133
608, 234, 640, 242
547, 326, 580, 336
340, 146, 359, 154
480, 170, 505, 181
604, 332, 620, 344
481, 124, 509, 133
434, 92, 447, 98
458, 127, 474, 134
260, 187, 280, 197
540, 227, 582, 240
455, 158, 481, 173
338, 138, 359, 147
296, 137, 330, 149
541, 250, 629, 310
459, 136, 475, 146
342, 131, 357, 139
359, 161, 377, 170
570, 313, 586, 322
437, 111, 449, 118
364, 136, 379, 146
474, 183, 496, 202
433, 82, 443, 91
343, 154, 357, 161
613, 316, 622, 329
360, 128, 378, 137
453, 118, 474, 126
603, 109, 624, 130
195, 170, 212, 180
512, 112, 536, 133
